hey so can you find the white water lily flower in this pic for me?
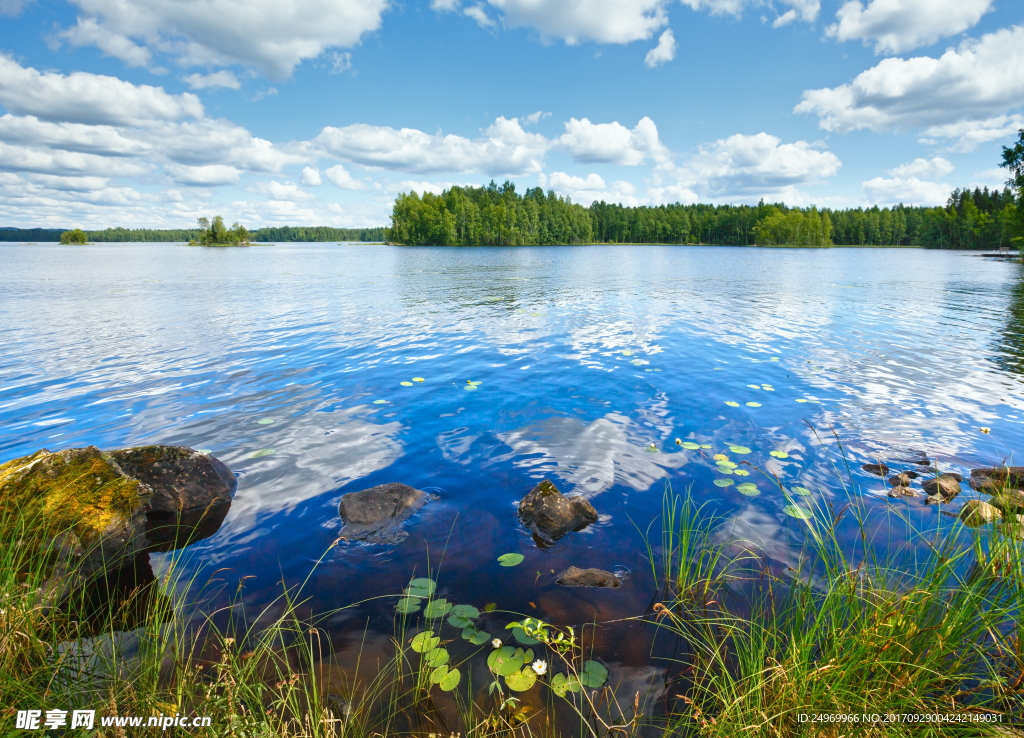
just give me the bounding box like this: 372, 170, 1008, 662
491, 638, 502, 649
531, 659, 547, 675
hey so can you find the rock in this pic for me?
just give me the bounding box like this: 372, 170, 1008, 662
960, 500, 1002, 526
925, 494, 945, 506
888, 473, 915, 487
338, 482, 430, 544
518, 479, 598, 543
887, 485, 918, 498
0, 445, 234, 579
555, 566, 621, 588
862, 463, 889, 476
922, 474, 961, 500
902, 452, 932, 466
971, 466, 1024, 488
991, 489, 1024, 514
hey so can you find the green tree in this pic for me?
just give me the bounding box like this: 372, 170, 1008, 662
59, 228, 88, 244
1002, 128, 1024, 251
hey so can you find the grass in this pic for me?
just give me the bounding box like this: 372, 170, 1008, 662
3, 442, 1024, 736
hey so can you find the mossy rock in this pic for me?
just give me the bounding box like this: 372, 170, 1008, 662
518, 479, 598, 543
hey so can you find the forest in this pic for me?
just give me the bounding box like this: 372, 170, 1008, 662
386, 181, 1022, 249
0, 226, 386, 242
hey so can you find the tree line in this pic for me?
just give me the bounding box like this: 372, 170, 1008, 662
0, 226, 386, 242
387, 181, 1021, 248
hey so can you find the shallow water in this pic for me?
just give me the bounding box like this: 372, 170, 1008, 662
3, 242, 1023, 704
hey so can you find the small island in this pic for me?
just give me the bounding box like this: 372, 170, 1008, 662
189, 216, 251, 247
59, 228, 88, 244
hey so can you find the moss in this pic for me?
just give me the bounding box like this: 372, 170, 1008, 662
533, 479, 559, 498
0, 447, 146, 545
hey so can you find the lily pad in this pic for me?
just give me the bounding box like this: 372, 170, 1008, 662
580, 660, 608, 689
406, 578, 436, 598
700, 444, 712, 449
424, 599, 452, 619
425, 647, 450, 667
506, 668, 538, 692
631, 360, 644, 366
681, 441, 701, 450
725, 401, 740, 407
746, 384, 761, 389
783, 505, 813, 520
551, 673, 581, 697
795, 399, 809, 403
716, 466, 734, 475
645, 444, 658, 453
413, 377, 424, 382
511, 626, 540, 645
717, 460, 737, 469
770, 450, 789, 458
450, 604, 480, 619
251, 449, 274, 458
497, 553, 524, 567
411, 631, 440, 653
713, 453, 729, 461
448, 614, 474, 628
713, 479, 734, 488
395, 597, 421, 614
257, 418, 275, 425
746, 402, 761, 407
791, 486, 812, 496
729, 445, 751, 454
401, 381, 414, 387
467, 380, 482, 386
770, 357, 780, 361
464, 385, 478, 391
737, 482, 760, 496
734, 469, 750, 476
621, 350, 633, 356
373, 400, 387, 404
430, 665, 461, 691
487, 646, 524, 676
762, 385, 774, 391
462, 627, 491, 645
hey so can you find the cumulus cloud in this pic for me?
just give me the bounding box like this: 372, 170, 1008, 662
524, 111, 552, 125
0, 0, 35, 14
0, 114, 149, 157
57, 17, 152, 67
313, 116, 549, 175
163, 162, 240, 185
0, 55, 203, 127
651, 132, 841, 203
682, 0, 818, 24
887, 156, 953, 180
920, 114, 1024, 153
324, 164, 365, 189
861, 176, 950, 205
463, 5, 495, 28
644, 29, 675, 67
557, 117, 669, 166
544, 171, 639, 205
796, 25, 1024, 150
826, 0, 993, 55
300, 166, 322, 186
58, 0, 389, 79
246, 179, 316, 200
0, 141, 151, 177
182, 70, 241, 90
487, 0, 668, 44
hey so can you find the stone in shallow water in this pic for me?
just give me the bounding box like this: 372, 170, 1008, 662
518, 479, 598, 544
555, 566, 621, 588
338, 482, 430, 544
960, 500, 1002, 526
922, 474, 961, 500
991, 489, 1024, 514
887, 485, 918, 498
888, 473, 916, 487
862, 463, 889, 476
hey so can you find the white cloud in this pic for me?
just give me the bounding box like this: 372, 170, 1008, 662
329, 52, 352, 74
862, 176, 950, 205
487, 0, 668, 44
645, 29, 675, 67
26, 173, 112, 191
146, 119, 305, 172
300, 166, 322, 186
557, 117, 669, 166
0, 55, 203, 126
57, 17, 152, 67
163, 163, 240, 185
545, 171, 639, 205
796, 25, 1024, 150
887, 156, 953, 179
313, 116, 550, 175
182, 70, 241, 90
246, 179, 316, 200
0, 114, 149, 157
920, 114, 1024, 153
826, 0, 993, 55
524, 111, 551, 124
682, 0, 818, 24
0, 140, 151, 177
651, 132, 841, 202
58, 0, 389, 79
324, 164, 366, 189
0, 0, 35, 15
431, 0, 460, 9
464, 5, 495, 28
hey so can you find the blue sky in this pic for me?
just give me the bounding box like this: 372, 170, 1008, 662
0, 0, 1021, 228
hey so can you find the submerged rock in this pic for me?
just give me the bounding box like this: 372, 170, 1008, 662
922, 474, 961, 500
518, 479, 598, 543
555, 566, 621, 588
888, 485, 918, 498
960, 500, 1002, 526
991, 489, 1024, 514
888, 473, 916, 487
0, 445, 235, 579
338, 482, 430, 544
862, 463, 889, 476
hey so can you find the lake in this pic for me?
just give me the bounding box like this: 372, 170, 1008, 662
2, 242, 1022, 704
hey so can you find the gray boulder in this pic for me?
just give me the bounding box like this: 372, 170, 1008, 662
338, 482, 430, 544
922, 474, 961, 500
888, 473, 916, 487
960, 500, 1002, 527
555, 566, 620, 588
518, 479, 597, 543
862, 463, 889, 476
888, 485, 918, 498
